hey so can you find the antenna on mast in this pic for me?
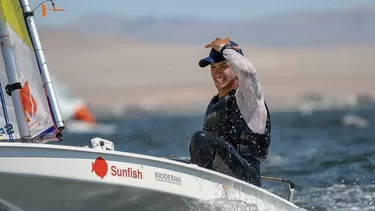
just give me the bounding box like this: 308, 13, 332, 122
41, 1, 65, 18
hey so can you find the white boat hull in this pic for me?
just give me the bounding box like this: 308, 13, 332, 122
0, 142, 305, 211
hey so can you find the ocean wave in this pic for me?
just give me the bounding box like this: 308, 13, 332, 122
293, 184, 375, 211
298, 92, 375, 114
271, 108, 373, 130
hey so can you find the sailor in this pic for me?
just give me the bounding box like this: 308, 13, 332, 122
189, 37, 271, 187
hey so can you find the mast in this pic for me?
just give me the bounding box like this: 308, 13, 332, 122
18, 0, 65, 137
0, 17, 32, 141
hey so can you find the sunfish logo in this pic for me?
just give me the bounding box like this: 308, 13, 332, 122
91, 156, 108, 179
20, 81, 37, 123
91, 157, 143, 180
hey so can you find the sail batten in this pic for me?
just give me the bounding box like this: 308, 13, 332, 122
0, 0, 64, 142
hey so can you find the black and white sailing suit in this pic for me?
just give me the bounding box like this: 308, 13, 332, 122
189, 45, 271, 187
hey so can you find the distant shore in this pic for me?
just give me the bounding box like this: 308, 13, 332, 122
36, 30, 375, 114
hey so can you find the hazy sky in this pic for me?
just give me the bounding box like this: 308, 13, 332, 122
30, 0, 374, 25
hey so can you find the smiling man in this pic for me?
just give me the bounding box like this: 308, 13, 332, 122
189, 37, 271, 187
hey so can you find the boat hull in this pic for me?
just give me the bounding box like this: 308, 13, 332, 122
0, 173, 198, 211
0, 143, 304, 211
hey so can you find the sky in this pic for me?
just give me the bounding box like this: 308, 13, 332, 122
30, 0, 375, 25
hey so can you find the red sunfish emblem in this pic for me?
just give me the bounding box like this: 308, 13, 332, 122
91, 156, 108, 179
20, 81, 37, 122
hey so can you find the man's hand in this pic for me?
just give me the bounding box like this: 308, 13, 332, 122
205, 37, 241, 52
205, 37, 230, 52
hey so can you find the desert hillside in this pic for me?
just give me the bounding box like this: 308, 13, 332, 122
35, 30, 374, 112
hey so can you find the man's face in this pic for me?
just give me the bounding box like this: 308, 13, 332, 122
210, 60, 236, 90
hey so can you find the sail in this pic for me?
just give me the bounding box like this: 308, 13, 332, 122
0, 0, 56, 141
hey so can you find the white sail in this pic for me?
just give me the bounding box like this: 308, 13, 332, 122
0, 0, 62, 142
